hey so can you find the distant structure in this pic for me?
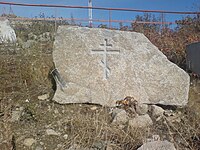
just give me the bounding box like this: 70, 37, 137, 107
186, 42, 200, 76
9, 4, 14, 16
88, 0, 92, 27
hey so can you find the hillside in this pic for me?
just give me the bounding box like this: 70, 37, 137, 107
0, 18, 200, 150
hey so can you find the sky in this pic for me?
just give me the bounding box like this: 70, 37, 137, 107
0, 0, 199, 27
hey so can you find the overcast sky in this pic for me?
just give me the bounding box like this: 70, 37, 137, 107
0, 0, 199, 27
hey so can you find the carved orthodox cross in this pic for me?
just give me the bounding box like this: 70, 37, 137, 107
91, 39, 120, 80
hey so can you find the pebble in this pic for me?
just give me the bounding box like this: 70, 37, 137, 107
46, 129, 61, 136
63, 134, 68, 140
23, 138, 36, 147
38, 93, 49, 100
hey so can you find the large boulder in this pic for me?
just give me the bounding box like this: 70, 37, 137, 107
52, 26, 190, 106
0, 19, 16, 43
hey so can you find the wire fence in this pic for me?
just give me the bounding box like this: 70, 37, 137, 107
0, 1, 199, 29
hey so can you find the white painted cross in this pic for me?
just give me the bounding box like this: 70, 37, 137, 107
91, 39, 120, 80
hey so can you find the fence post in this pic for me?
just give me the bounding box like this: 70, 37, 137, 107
109, 10, 112, 29
55, 8, 57, 33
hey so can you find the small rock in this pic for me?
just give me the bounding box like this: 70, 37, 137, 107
112, 109, 129, 125
146, 135, 161, 142
23, 138, 36, 147
90, 106, 98, 111
128, 114, 153, 128
137, 141, 176, 150
11, 107, 24, 122
38, 93, 49, 100
63, 134, 68, 140
135, 103, 148, 115
11, 109, 23, 122
92, 141, 106, 149
46, 129, 61, 136
150, 105, 164, 117
57, 144, 63, 148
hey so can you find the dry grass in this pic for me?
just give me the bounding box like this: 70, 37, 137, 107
0, 42, 54, 150
0, 22, 200, 150
149, 94, 200, 150
1, 54, 200, 150
58, 107, 145, 150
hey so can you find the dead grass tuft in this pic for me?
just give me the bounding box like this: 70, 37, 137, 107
60, 108, 145, 150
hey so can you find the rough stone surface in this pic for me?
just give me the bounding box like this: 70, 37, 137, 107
135, 103, 149, 115
137, 141, 176, 150
0, 19, 16, 43
53, 26, 190, 106
128, 114, 153, 128
150, 105, 165, 117
112, 109, 129, 124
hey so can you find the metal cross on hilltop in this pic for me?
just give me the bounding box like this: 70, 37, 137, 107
91, 39, 120, 80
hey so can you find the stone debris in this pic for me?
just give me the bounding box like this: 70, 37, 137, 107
38, 93, 49, 100
150, 105, 165, 118
112, 107, 153, 129
23, 138, 36, 147
137, 140, 176, 150
135, 103, 148, 115
11, 107, 24, 122
90, 106, 98, 111
46, 129, 61, 136
0, 19, 16, 43
53, 26, 190, 106
128, 114, 153, 128
63, 134, 68, 140
111, 109, 129, 125
146, 135, 161, 142
11, 110, 21, 122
